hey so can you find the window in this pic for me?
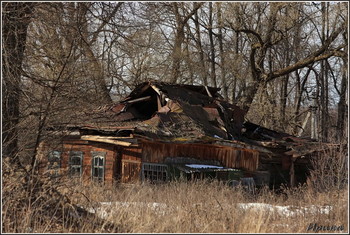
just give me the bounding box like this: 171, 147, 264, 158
48, 151, 61, 177
69, 151, 83, 177
142, 163, 168, 183
91, 152, 106, 182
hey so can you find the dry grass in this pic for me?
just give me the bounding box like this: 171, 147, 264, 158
2, 178, 348, 233
2, 149, 348, 233
63, 180, 347, 233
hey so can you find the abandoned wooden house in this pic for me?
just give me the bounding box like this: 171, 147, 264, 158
37, 81, 334, 188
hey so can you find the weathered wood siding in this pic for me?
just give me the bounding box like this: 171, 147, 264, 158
38, 137, 259, 183
38, 140, 120, 184
63, 141, 117, 183
141, 140, 259, 171
121, 147, 142, 183
38, 140, 144, 184
36, 141, 64, 175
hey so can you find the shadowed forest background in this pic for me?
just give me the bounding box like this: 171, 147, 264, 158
2, 1, 348, 233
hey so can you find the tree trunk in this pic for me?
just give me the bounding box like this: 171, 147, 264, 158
231, 31, 240, 103
171, 3, 203, 84
208, 2, 217, 87
77, 3, 113, 103
184, 23, 194, 84
193, 6, 207, 86
336, 56, 347, 141
2, 2, 35, 166
217, 2, 228, 100
319, 2, 330, 141
171, 11, 184, 84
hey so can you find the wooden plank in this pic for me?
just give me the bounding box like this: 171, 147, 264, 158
82, 135, 135, 141
298, 111, 311, 137
204, 85, 213, 97
150, 84, 162, 96
290, 158, 295, 187
121, 161, 141, 183
81, 135, 132, 146
122, 159, 141, 164
157, 95, 162, 110
49, 130, 81, 136
123, 96, 152, 104
87, 136, 133, 139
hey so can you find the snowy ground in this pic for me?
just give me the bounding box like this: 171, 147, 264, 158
236, 202, 332, 217
82, 201, 333, 220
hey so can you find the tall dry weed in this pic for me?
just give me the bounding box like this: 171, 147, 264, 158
2, 158, 119, 233
307, 143, 348, 192
2, 146, 348, 233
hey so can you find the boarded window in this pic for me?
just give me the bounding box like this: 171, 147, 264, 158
48, 151, 61, 177
142, 163, 168, 183
91, 152, 106, 182
69, 151, 83, 177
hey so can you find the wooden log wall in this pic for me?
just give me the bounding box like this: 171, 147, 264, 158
37, 140, 143, 184
141, 140, 259, 171
38, 140, 119, 184
63, 141, 117, 183
121, 147, 142, 183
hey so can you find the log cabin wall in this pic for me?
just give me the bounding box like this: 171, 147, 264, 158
140, 140, 259, 171
38, 139, 144, 184
120, 147, 142, 183
38, 138, 311, 187
37, 141, 64, 175
64, 141, 117, 183
38, 140, 121, 184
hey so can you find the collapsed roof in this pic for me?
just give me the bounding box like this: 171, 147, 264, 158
49, 80, 337, 159
108, 81, 245, 141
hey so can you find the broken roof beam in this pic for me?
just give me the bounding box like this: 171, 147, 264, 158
204, 86, 213, 97
150, 84, 162, 96
214, 139, 275, 156
150, 84, 167, 107
82, 135, 134, 140
47, 129, 81, 136
121, 96, 152, 104
81, 135, 137, 146
122, 83, 150, 101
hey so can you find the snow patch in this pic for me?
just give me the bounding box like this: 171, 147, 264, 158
236, 203, 332, 217
82, 201, 333, 221
185, 164, 224, 169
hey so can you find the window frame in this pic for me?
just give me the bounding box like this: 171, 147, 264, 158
69, 151, 83, 177
47, 150, 61, 177
141, 163, 168, 183
91, 151, 106, 182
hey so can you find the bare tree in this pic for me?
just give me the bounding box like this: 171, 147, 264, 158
217, 2, 228, 100
171, 2, 203, 83
2, 2, 36, 166
225, 3, 347, 118
192, 3, 208, 86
